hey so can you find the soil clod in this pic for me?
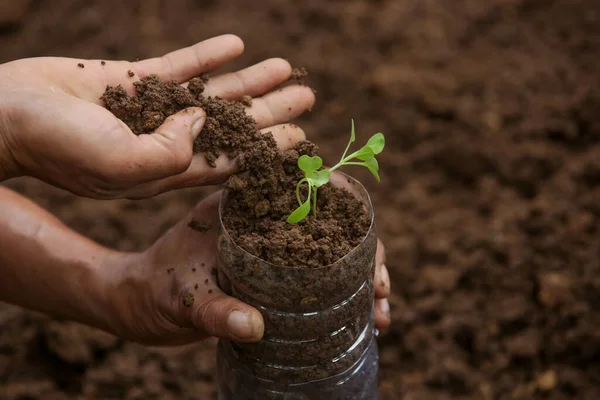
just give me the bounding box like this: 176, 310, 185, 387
188, 219, 212, 233
241, 95, 253, 107
290, 67, 308, 84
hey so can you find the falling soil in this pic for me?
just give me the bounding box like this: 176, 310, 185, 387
290, 67, 308, 84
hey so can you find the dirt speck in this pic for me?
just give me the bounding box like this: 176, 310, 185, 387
182, 292, 194, 308
77, 63, 84, 68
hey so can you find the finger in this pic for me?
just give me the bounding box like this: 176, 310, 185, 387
374, 299, 391, 331
123, 123, 306, 198
247, 85, 316, 129
132, 34, 245, 83
111, 107, 205, 185
189, 190, 222, 220
375, 239, 390, 299
376, 239, 387, 266
201, 58, 292, 100
189, 289, 265, 342
52, 35, 244, 104
375, 264, 391, 299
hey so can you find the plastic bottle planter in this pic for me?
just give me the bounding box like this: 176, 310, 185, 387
216, 172, 379, 400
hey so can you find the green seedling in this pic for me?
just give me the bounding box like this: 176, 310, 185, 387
287, 120, 385, 223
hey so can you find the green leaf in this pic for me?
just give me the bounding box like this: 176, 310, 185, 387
298, 155, 322, 174
309, 170, 331, 187
366, 133, 385, 154
346, 146, 374, 161
287, 196, 311, 223
363, 157, 380, 182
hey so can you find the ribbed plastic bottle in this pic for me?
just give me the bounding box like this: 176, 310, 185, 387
216, 173, 379, 400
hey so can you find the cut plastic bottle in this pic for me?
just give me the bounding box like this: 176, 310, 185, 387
216, 172, 379, 400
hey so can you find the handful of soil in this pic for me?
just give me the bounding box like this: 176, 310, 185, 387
101, 73, 370, 267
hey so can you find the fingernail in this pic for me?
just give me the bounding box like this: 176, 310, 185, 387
227, 310, 254, 339
381, 299, 390, 317
191, 115, 205, 139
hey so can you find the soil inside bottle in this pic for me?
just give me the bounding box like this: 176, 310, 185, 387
218, 169, 377, 384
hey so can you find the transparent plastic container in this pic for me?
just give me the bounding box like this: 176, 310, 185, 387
216, 172, 379, 400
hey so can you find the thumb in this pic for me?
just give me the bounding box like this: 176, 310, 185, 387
120, 107, 206, 182
191, 292, 265, 342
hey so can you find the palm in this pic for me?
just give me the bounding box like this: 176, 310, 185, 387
0, 35, 314, 198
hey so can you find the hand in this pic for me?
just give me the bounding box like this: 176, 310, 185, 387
102, 192, 392, 346
0, 34, 314, 198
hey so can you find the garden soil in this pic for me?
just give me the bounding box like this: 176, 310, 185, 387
2, 0, 600, 399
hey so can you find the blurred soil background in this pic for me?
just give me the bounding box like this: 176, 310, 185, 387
1, 0, 600, 399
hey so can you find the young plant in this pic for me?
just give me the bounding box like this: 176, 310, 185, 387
287, 120, 385, 224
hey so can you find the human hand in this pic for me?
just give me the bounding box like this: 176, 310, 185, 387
0, 34, 313, 198
101, 192, 391, 346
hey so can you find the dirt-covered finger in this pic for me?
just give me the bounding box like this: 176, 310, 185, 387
133, 35, 245, 83
115, 107, 205, 182
246, 85, 315, 129
375, 264, 391, 299
201, 58, 292, 100
121, 154, 235, 198
261, 123, 307, 150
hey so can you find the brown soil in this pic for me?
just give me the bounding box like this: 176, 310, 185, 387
102, 71, 370, 268
101, 73, 259, 167
2, 0, 600, 399
223, 141, 371, 267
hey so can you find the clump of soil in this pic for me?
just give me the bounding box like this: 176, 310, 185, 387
290, 67, 308, 84
188, 219, 211, 233
101, 73, 370, 267
101, 74, 261, 167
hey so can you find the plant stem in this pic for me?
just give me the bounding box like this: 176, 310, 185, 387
340, 137, 353, 162
312, 187, 318, 218
295, 178, 307, 206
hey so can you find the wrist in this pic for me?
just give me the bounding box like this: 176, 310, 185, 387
93, 250, 148, 338
47, 246, 128, 334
